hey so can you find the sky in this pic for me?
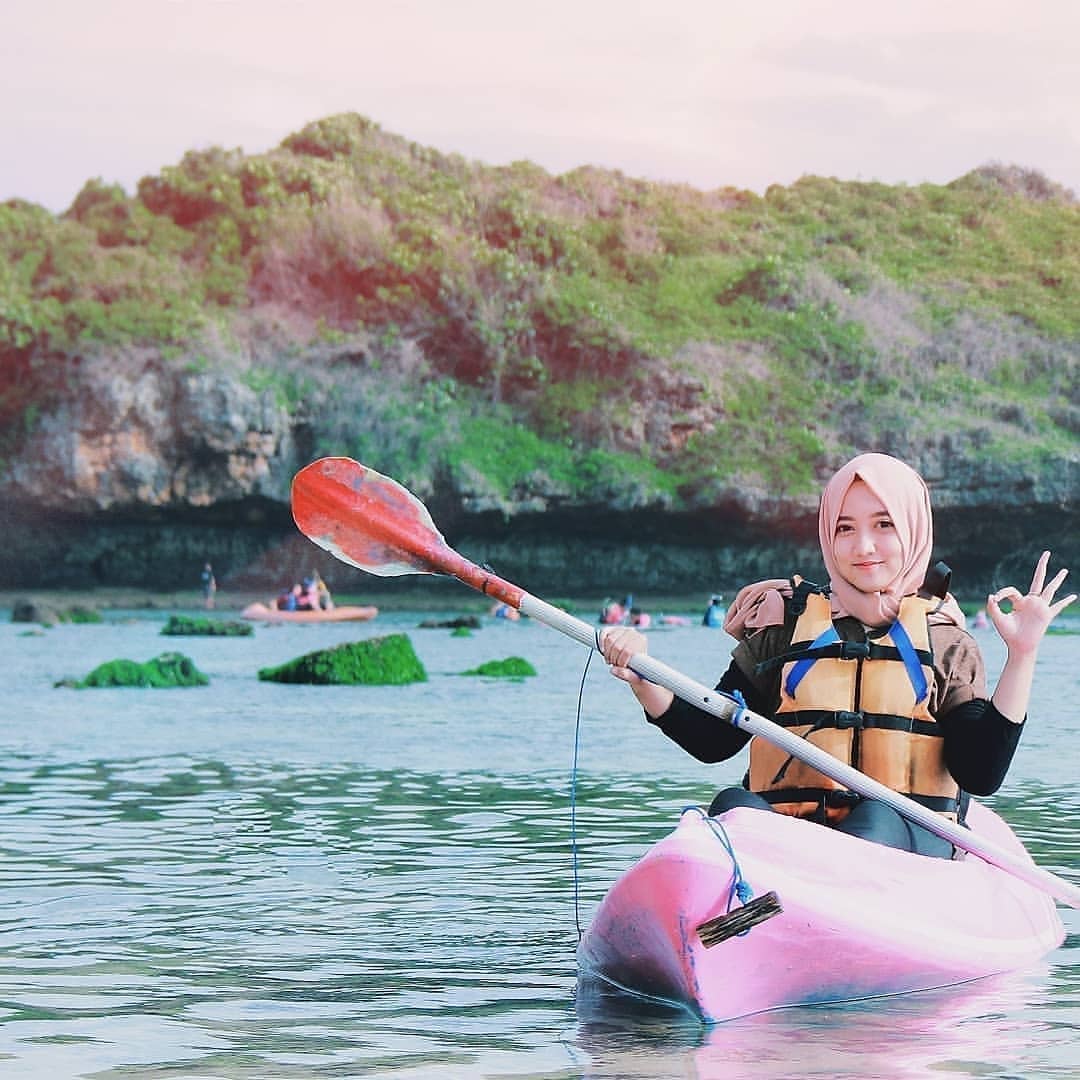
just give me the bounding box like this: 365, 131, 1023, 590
3, 0, 1078, 213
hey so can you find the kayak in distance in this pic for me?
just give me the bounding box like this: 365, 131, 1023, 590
241, 602, 379, 624
577, 800, 1064, 1024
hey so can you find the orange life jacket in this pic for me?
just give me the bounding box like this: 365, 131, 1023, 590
748, 586, 960, 824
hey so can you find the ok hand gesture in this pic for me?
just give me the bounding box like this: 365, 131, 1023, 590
987, 551, 1076, 658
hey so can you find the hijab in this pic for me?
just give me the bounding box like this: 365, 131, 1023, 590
723, 453, 965, 637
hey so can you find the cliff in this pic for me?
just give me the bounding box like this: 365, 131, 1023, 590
1, 343, 1073, 597
1, 115, 1076, 596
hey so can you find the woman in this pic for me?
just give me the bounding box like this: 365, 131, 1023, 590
600, 453, 1074, 858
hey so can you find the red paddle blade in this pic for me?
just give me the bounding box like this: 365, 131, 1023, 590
291, 457, 446, 577
291, 457, 526, 608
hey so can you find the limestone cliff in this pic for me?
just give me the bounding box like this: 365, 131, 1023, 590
1, 348, 1074, 598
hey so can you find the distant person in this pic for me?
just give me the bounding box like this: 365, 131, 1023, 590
276, 584, 305, 611
301, 576, 320, 611
491, 602, 520, 621
630, 607, 651, 629
600, 595, 633, 625
973, 609, 989, 629
703, 594, 725, 628
312, 570, 334, 610
201, 563, 217, 610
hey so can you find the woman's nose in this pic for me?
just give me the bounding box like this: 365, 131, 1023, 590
852, 529, 876, 554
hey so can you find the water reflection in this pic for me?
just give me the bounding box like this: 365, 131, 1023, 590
576, 966, 1071, 1079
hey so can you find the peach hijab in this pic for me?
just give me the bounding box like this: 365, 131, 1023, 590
723, 453, 965, 636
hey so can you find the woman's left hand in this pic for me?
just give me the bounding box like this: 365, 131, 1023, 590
987, 551, 1076, 657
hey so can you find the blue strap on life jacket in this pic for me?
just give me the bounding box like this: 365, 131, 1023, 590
887, 618, 930, 703
784, 626, 840, 698
784, 610, 930, 704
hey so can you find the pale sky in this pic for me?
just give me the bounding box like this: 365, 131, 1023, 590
3, 0, 1078, 213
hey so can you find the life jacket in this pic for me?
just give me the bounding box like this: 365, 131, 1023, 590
747, 579, 961, 824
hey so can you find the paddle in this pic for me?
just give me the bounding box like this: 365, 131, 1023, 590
291, 456, 1080, 910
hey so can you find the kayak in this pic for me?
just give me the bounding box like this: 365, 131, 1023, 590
577, 801, 1065, 1023
241, 602, 378, 623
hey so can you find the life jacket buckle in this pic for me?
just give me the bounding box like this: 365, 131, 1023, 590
834, 710, 864, 729
822, 789, 860, 808
838, 641, 871, 660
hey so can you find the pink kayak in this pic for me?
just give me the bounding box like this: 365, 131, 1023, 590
577, 801, 1064, 1023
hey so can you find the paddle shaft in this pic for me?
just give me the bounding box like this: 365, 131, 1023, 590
510, 590, 1080, 909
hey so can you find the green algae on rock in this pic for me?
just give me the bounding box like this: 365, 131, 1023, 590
450, 626, 473, 637
61, 652, 209, 689
258, 633, 427, 685
12, 599, 103, 625
161, 614, 254, 637
461, 656, 537, 678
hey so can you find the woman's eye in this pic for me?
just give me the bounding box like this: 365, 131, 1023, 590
876, 519, 895, 530
835, 524, 852, 535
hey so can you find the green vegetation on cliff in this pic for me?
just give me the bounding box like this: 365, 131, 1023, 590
2, 112, 1076, 498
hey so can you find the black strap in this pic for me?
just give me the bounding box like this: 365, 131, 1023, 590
756, 638, 932, 676
771, 709, 943, 737
760, 787, 860, 809
788, 578, 827, 616
760, 787, 960, 815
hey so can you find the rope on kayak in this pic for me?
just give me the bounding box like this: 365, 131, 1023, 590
692, 690, 757, 909
569, 632, 600, 941
684, 805, 754, 909
686, 803, 784, 947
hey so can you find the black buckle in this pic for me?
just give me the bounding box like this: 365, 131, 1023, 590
839, 641, 870, 660
823, 789, 861, 808
834, 710, 864, 729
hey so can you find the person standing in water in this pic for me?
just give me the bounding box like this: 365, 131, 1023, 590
600, 453, 1074, 858
200, 563, 217, 610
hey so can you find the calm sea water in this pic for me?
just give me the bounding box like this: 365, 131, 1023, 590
0, 602, 1077, 1079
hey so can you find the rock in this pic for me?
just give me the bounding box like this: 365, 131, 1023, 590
11, 598, 101, 624
461, 656, 537, 678
160, 614, 253, 636
62, 652, 209, 688
257, 633, 427, 685
12, 598, 62, 625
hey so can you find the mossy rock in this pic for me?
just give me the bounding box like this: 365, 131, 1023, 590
257, 633, 427, 685
62, 605, 104, 624
461, 656, 537, 678
450, 625, 473, 637
161, 614, 253, 637
63, 651, 209, 689
12, 599, 103, 625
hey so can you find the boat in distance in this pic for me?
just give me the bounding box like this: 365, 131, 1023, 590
577, 800, 1065, 1023
241, 602, 378, 624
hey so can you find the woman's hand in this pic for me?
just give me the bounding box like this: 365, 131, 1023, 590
599, 626, 674, 718
599, 626, 649, 683
987, 551, 1076, 658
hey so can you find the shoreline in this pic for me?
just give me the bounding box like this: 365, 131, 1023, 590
0, 586, 1011, 618
0, 586, 688, 616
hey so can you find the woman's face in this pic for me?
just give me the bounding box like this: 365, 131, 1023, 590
831, 479, 904, 594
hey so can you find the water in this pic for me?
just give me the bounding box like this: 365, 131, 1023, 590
0, 605, 1077, 1078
